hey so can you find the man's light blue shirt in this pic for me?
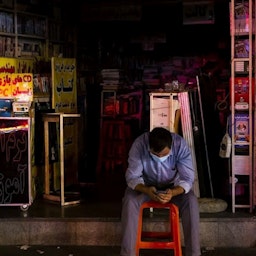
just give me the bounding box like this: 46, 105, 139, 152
125, 131, 195, 194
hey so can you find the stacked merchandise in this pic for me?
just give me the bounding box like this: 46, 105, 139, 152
33, 74, 51, 94
235, 39, 249, 58
161, 65, 174, 86
230, 0, 254, 212
100, 69, 125, 89
100, 69, 125, 117
142, 65, 160, 88
0, 12, 14, 57
232, 1, 251, 33
0, 37, 15, 57
145, 57, 203, 90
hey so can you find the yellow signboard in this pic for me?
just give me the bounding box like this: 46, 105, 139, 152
0, 57, 16, 74
0, 73, 33, 101
16, 58, 35, 73
51, 57, 77, 113
51, 57, 78, 188
0, 57, 35, 74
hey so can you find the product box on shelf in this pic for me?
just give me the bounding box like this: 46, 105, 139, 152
149, 92, 180, 132
0, 98, 12, 116
231, 2, 255, 34
230, 77, 255, 110
233, 154, 251, 175
101, 90, 117, 117
235, 39, 249, 58
234, 112, 250, 143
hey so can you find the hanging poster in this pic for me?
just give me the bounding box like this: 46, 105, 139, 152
51, 57, 77, 113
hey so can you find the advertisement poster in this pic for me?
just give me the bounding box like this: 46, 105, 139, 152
0, 73, 33, 101
0, 57, 34, 74
234, 113, 249, 143
51, 57, 77, 113
51, 57, 78, 188
0, 57, 16, 73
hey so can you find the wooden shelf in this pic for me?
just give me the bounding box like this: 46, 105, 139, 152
43, 112, 80, 206
230, 0, 255, 213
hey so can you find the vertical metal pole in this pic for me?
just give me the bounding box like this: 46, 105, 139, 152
196, 76, 214, 198
60, 114, 65, 206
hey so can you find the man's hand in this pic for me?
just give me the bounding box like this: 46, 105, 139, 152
135, 185, 171, 203
146, 186, 158, 201
135, 184, 185, 204
155, 185, 185, 203
134, 184, 158, 201
155, 190, 173, 203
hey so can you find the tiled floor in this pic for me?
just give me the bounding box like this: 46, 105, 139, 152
0, 172, 125, 219
0, 179, 254, 220
0, 172, 256, 256
0, 171, 254, 220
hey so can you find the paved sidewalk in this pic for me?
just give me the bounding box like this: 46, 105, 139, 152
1, 245, 256, 256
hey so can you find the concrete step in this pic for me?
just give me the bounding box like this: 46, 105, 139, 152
0, 198, 255, 248
1, 245, 256, 256
0, 245, 256, 256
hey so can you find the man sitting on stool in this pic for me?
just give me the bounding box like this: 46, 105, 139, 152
120, 127, 201, 256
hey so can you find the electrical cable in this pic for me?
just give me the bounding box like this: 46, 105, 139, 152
215, 92, 230, 111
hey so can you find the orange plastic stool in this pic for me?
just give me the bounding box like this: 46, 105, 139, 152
136, 201, 182, 256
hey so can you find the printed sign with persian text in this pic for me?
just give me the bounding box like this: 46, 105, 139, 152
51, 57, 77, 113
0, 73, 33, 101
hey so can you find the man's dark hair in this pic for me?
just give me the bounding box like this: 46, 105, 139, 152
149, 127, 172, 153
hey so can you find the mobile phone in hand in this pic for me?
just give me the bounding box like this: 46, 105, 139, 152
156, 190, 166, 194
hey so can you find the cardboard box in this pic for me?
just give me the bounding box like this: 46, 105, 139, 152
149, 92, 180, 132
